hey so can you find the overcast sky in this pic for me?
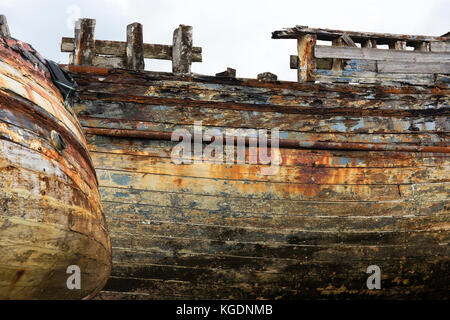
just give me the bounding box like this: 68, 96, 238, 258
1, 0, 449, 81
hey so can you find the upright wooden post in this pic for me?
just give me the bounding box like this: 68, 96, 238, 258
172, 25, 193, 74
389, 41, 406, 50
331, 37, 344, 72
0, 15, 10, 37
296, 34, 316, 82
362, 39, 377, 48
415, 41, 430, 52
126, 22, 144, 71
73, 18, 96, 66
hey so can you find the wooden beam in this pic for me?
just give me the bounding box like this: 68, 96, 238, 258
62, 37, 202, 62
0, 15, 10, 37
341, 33, 357, 47
73, 18, 96, 66
315, 45, 450, 62
172, 25, 193, 74
272, 25, 449, 44
126, 23, 144, 71
92, 55, 124, 68
378, 61, 450, 74
297, 34, 316, 82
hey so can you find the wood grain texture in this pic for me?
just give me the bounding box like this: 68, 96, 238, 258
0, 35, 111, 299
68, 66, 449, 299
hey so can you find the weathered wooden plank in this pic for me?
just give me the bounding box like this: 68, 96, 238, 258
0, 216, 110, 299
172, 25, 192, 74
91, 152, 449, 185
78, 117, 449, 148
74, 101, 449, 134
297, 34, 316, 82
378, 61, 450, 74
0, 107, 98, 198
61, 37, 203, 62
86, 135, 447, 168
92, 55, 124, 68
272, 25, 449, 44
68, 66, 450, 97
315, 45, 450, 62
315, 70, 436, 85
126, 23, 144, 71
73, 18, 96, 66
71, 70, 450, 104
99, 187, 448, 217
0, 15, 10, 37
100, 258, 449, 299
104, 201, 449, 232
341, 33, 357, 47
95, 168, 447, 201
430, 41, 450, 52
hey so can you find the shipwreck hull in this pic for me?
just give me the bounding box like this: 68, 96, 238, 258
67, 66, 449, 299
0, 35, 111, 299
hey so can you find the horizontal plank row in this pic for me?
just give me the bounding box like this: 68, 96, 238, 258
75, 101, 449, 133
91, 152, 449, 185
79, 117, 448, 148
272, 25, 450, 44
99, 187, 448, 217
96, 168, 449, 201
86, 135, 448, 167
103, 200, 449, 229
314, 45, 450, 63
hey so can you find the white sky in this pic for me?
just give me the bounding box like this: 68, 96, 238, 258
1, 0, 449, 81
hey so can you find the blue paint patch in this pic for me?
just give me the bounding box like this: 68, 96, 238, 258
356, 159, 365, 165
339, 157, 352, 166
331, 122, 347, 132
111, 173, 131, 186
350, 118, 364, 131
279, 131, 289, 139
156, 105, 171, 111
424, 122, 436, 131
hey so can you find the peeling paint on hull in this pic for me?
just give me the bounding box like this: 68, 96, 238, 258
0, 36, 111, 299
67, 66, 449, 299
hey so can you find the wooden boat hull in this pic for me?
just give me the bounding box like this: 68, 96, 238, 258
0, 37, 111, 299
68, 66, 449, 299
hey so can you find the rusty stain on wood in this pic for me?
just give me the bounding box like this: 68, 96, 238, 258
65, 49, 449, 299
0, 32, 111, 299
2, 17, 449, 300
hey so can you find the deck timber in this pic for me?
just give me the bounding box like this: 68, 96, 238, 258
0, 35, 111, 299
64, 64, 449, 299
